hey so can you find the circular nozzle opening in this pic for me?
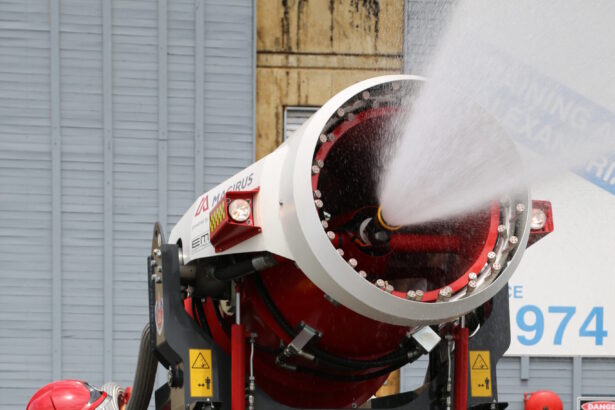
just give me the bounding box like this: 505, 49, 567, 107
307, 79, 527, 305
376, 206, 402, 231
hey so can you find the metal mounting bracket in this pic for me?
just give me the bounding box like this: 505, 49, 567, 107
276, 323, 319, 365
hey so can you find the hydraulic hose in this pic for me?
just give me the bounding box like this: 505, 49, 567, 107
213, 254, 277, 281
252, 274, 418, 370
294, 349, 422, 382
126, 323, 157, 410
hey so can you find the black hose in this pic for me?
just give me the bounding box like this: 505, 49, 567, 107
252, 274, 417, 370
192, 297, 212, 338
126, 324, 157, 410
294, 349, 422, 382
206, 298, 282, 355
213, 254, 277, 281
213, 258, 257, 281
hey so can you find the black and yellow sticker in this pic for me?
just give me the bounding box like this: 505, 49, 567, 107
469, 350, 492, 397
189, 349, 213, 397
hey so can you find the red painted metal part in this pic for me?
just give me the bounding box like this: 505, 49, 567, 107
327, 202, 500, 302
232, 323, 247, 410
390, 234, 461, 253
199, 269, 393, 407
27, 380, 107, 410
210, 189, 261, 253
429, 202, 499, 301
527, 200, 554, 247
453, 326, 469, 410
243, 271, 392, 407
184, 297, 195, 320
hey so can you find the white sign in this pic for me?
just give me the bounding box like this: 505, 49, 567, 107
505, 173, 615, 356
578, 397, 615, 410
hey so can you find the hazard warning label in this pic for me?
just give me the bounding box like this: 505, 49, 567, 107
469, 350, 492, 397
189, 349, 213, 397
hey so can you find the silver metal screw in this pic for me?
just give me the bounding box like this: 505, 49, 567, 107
487, 251, 497, 264
438, 286, 453, 301
507, 236, 519, 249
509, 203, 526, 224
497, 224, 507, 236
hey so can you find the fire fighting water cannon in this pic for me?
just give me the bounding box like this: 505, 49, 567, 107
171, 74, 544, 327
153, 75, 553, 409
28, 75, 554, 410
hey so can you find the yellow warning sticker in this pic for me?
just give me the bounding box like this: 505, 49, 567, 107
189, 349, 213, 397
469, 350, 492, 397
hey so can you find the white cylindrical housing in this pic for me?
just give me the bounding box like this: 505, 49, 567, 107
170, 75, 532, 327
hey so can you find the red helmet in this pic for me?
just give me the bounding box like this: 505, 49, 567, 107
27, 380, 107, 410
524, 390, 564, 410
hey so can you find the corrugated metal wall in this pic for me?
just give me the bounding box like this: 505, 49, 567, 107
0, 0, 255, 407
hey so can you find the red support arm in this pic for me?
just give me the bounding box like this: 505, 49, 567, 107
231, 323, 246, 410
453, 325, 469, 410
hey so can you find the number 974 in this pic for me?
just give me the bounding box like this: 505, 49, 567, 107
516, 305, 607, 346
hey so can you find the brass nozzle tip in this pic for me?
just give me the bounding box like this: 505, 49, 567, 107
377, 206, 402, 231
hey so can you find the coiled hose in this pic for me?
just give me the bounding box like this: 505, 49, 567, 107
126, 323, 157, 410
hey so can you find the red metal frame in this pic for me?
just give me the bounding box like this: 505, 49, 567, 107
231, 323, 246, 410
453, 325, 469, 410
